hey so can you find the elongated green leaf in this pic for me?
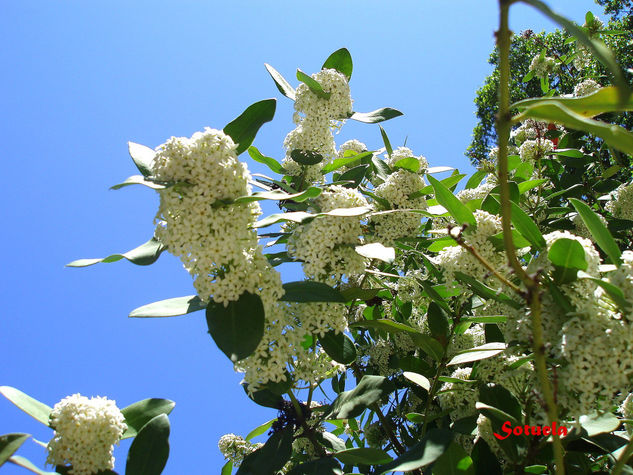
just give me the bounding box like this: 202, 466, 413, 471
454, 272, 522, 309
460, 315, 507, 324
428, 236, 459, 253
510, 202, 545, 249
465, 171, 487, 190
355, 242, 395, 263
129, 295, 206, 318
329, 375, 394, 419
221, 461, 233, 475
206, 292, 265, 362
517, 179, 547, 194
578, 272, 632, 310
427, 301, 449, 340
245, 419, 276, 442
280, 281, 346, 303
110, 174, 167, 190
67, 237, 165, 268
296, 69, 330, 99
432, 442, 475, 475
254, 211, 314, 228
415, 174, 467, 197
393, 156, 420, 173
0, 434, 30, 466
350, 108, 403, 124
379, 125, 393, 156
569, 198, 621, 265
264, 63, 296, 101
427, 166, 455, 174
403, 372, 431, 391
520, 0, 630, 98
0, 387, 51, 427
128, 142, 155, 177
247, 146, 287, 174
319, 331, 357, 365
322, 48, 353, 80
121, 398, 176, 439
224, 99, 277, 155
237, 427, 293, 475
286, 457, 343, 475
7, 456, 58, 475
428, 176, 476, 228
125, 414, 170, 475
488, 230, 532, 251
234, 187, 321, 204
242, 383, 284, 409
378, 429, 453, 473
579, 412, 620, 436
334, 447, 392, 465
448, 343, 506, 366
321, 152, 373, 174
515, 101, 633, 156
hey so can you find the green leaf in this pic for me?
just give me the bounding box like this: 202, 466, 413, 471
321, 152, 373, 174
221, 461, 233, 475
517, 179, 547, 194
393, 157, 420, 173
234, 187, 321, 204
242, 384, 283, 409
378, 429, 453, 473
338, 164, 368, 187
510, 202, 545, 249
319, 331, 357, 365
322, 48, 353, 80
488, 230, 533, 251
206, 292, 265, 362
379, 125, 392, 157
245, 419, 276, 442
454, 272, 522, 310
415, 173, 467, 198
460, 315, 507, 324
129, 295, 206, 318
128, 142, 155, 177
403, 372, 431, 392
223, 99, 277, 155
125, 414, 170, 475
471, 439, 502, 475
548, 238, 587, 284
447, 343, 506, 366
427, 236, 459, 253
371, 155, 390, 181
254, 211, 314, 228
524, 466, 547, 474
465, 171, 487, 190
0, 387, 51, 427
280, 281, 346, 303
515, 100, 633, 157
67, 237, 166, 268
247, 146, 287, 174
578, 272, 632, 311
328, 375, 395, 419
0, 434, 30, 467
290, 149, 324, 165
478, 384, 523, 424
264, 63, 296, 101
334, 447, 392, 465
354, 243, 395, 263
7, 456, 59, 475
296, 69, 331, 99
428, 176, 476, 228
350, 108, 403, 124
237, 427, 293, 475
110, 174, 167, 191
569, 198, 621, 265
286, 457, 343, 475
121, 398, 176, 439
315, 432, 346, 452
427, 302, 449, 340
579, 412, 621, 436
522, 70, 534, 83
339, 287, 382, 302
432, 442, 475, 475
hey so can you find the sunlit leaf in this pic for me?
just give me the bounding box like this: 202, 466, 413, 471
224, 99, 277, 155
129, 295, 206, 318
296, 69, 330, 99
322, 48, 353, 80
67, 236, 165, 268
264, 63, 296, 101
350, 108, 403, 124
0, 387, 51, 427
247, 146, 287, 174
128, 141, 155, 177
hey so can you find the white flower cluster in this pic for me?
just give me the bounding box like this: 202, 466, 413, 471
218, 434, 262, 467
288, 185, 368, 282
385, 147, 428, 174
529, 54, 557, 78
371, 169, 427, 244
153, 128, 284, 306
47, 394, 127, 475
606, 182, 633, 220
282, 69, 353, 184
512, 119, 553, 146
607, 251, 633, 319
438, 367, 478, 422
519, 138, 554, 161
448, 325, 485, 357
573, 78, 600, 97
456, 181, 495, 203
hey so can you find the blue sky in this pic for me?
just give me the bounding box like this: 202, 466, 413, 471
1, 1, 601, 473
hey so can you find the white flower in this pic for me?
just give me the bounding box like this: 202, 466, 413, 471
218, 434, 262, 467
519, 138, 554, 161
573, 78, 600, 97
294, 68, 353, 124
456, 182, 495, 203
385, 147, 428, 174
47, 394, 127, 475
338, 139, 367, 158
529, 54, 557, 79
606, 182, 633, 220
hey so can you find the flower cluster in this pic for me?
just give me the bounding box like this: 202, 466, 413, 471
47, 394, 127, 475
529, 54, 557, 78
606, 250, 633, 319
385, 146, 428, 174
518, 138, 554, 161
606, 182, 633, 220
218, 434, 262, 467
573, 78, 600, 97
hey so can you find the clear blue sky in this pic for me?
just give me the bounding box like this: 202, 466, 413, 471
1, 1, 600, 473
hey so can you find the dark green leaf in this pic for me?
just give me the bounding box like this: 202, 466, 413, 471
377, 429, 453, 473
355, 243, 395, 263
247, 146, 287, 174
290, 149, 324, 166
427, 236, 459, 253
286, 457, 343, 475
0, 434, 30, 467
488, 230, 532, 251
245, 419, 276, 442
510, 202, 545, 249
296, 69, 331, 99
0, 387, 51, 427
427, 302, 449, 340
315, 432, 346, 452
448, 343, 506, 366
319, 331, 357, 365
548, 238, 587, 284
322, 48, 353, 80
339, 287, 382, 302
350, 108, 403, 124
242, 384, 283, 409
432, 442, 475, 475
338, 164, 369, 188
478, 384, 523, 424
129, 295, 206, 318
328, 375, 395, 419
237, 427, 293, 475
223, 99, 277, 155
569, 198, 621, 265
371, 155, 390, 181
471, 439, 502, 475
454, 272, 522, 309
280, 281, 346, 303
334, 447, 392, 465
128, 142, 155, 177
379, 126, 392, 157
264, 63, 296, 101
206, 292, 265, 362
428, 176, 476, 228
125, 414, 170, 475
67, 237, 165, 268
121, 399, 176, 439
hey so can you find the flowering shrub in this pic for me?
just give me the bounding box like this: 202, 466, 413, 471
2, 1, 633, 474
